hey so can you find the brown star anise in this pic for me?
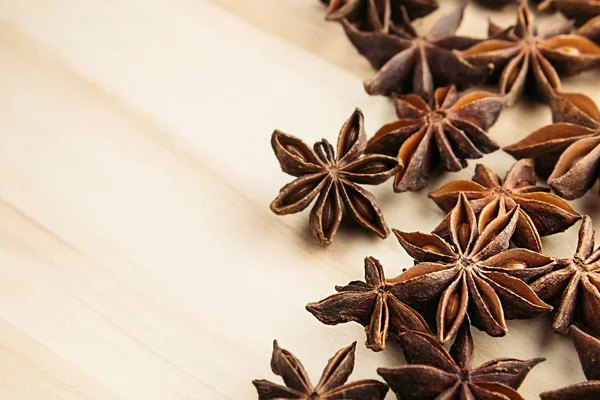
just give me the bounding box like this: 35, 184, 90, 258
378, 321, 544, 400
578, 16, 600, 44
539, 0, 600, 26
342, 4, 491, 100
475, 0, 518, 8
530, 216, 600, 335
322, 0, 438, 32
504, 92, 600, 200
366, 86, 503, 192
253, 340, 389, 399
429, 159, 581, 252
391, 193, 554, 343
306, 256, 431, 352
540, 326, 600, 399
270, 108, 401, 246
461, 2, 600, 105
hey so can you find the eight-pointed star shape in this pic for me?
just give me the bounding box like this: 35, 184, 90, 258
392, 193, 553, 343
531, 216, 600, 335
306, 256, 431, 352
253, 340, 389, 399
378, 321, 544, 400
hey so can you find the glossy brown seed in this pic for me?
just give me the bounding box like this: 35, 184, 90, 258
253, 341, 389, 399
392, 193, 554, 343
378, 320, 544, 399
461, 2, 600, 105
366, 86, 503, 192
342, 4, 491, 100
429, 159, 581, 251
306, 256, 431, 351
270, 108, 401, 246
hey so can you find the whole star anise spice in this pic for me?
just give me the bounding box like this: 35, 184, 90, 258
429, 159, 581, 252
504, 92, 600, 200
391, 193, 553, 343
306, 256, 431, 352
253, 341, 389, 399
341, 4, 491, 100
461, 2, 600, 106
539, 0, 600, 27
270, 108, 401, 246
378, 321, 544, 400
322, 0, 438, 32
540, 326, 600, 399
366, 86, 503, 192
530, 216, 600, 335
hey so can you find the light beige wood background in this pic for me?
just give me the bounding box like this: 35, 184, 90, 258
0, 0, 599, 399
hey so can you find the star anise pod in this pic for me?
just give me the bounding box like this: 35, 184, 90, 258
540, 326, 600, 399
322, 0, 438, 32
530, 216, 600, 335
475, 0, 519, 8
504, 92, 600, 200
366, 86, 503, 192
306, 256, 431, 352
342, 4, 491, 100
392, 193, 554, 343
429, 159, 581, 252
270, 108, 401, 246
539, 0, 600, 26
253, 340, 388, 399
378, 320, 544, 400
461, 2, 600, 106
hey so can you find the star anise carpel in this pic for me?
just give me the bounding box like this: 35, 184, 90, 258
504, 92, 600, 200
530, 216, 600, 335
391, 193, 554, 343
253, 340, 388, 399
342, 4, 491, 100
378, 321, 544, 400
539, 326, 600, 399
270, 108, 401, 246
430, 159, 581, 252
306, 256, 431, 352
322, 0, 438, 32
461, 2, 600, 105
366, 86, 503, 192
577, 16, 600, 45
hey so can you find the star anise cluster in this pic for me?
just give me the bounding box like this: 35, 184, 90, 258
505, 92, 600, 200
461, 2, 600, 105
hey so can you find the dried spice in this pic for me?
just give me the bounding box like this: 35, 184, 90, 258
366, 86, 503, 192
270, 108, 401, 246
577, 16, 600, 44
322, 0, 438, 32
342, 4, 491, 100
530, 216, 600, 335
378, 321, 544, 400
539, 0, 600, 26
539, 326, 600, 399
461, 3, 600, 106
253, 341, 388, 399
475, 0, 518, 8
392, 194, 553, 343
430, 159, 581, 252
504, 92, 600, 200
306, 256, 431, 352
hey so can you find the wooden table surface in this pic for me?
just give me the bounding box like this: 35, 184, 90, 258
1, 0, 599, 399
